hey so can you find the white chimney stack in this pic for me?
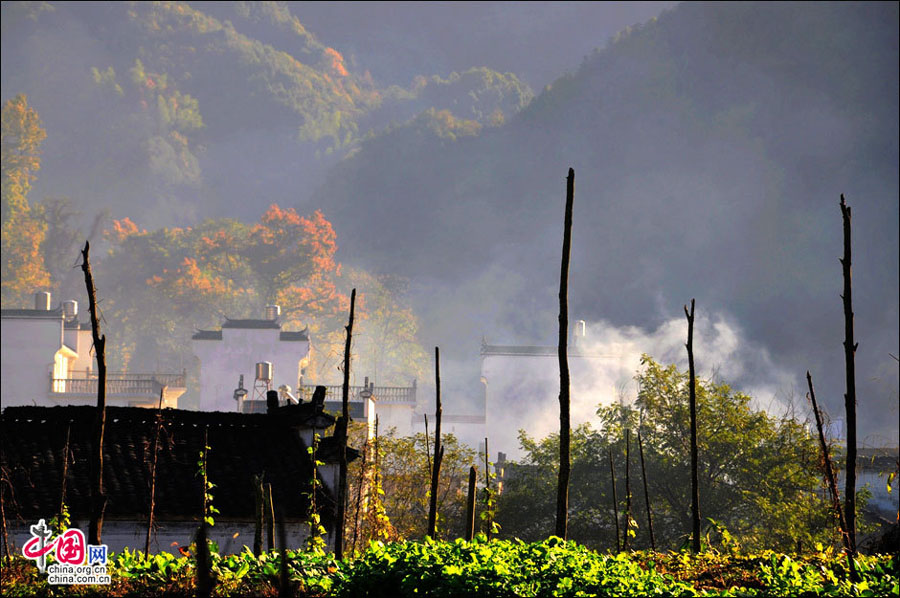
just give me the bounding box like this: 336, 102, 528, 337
34, 291, 51, 311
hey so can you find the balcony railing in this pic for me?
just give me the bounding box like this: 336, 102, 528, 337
298, 382, 417, 404
50, 371, 185, 396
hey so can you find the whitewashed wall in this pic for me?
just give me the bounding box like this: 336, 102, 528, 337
193, 329, 309, 412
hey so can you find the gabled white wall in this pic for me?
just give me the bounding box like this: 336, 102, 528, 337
193, 329, 309, 412
0, 316, 64, 408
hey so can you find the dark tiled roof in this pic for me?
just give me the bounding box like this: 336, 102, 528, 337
192, 330, 223, 340
222, 318, 280, 329
324, 401, 366, 420
480, 344, 617, 358
1, 308, 64, 319
279, 330, 309, 342
64, 320, 92, 330
0, 405, 346, 524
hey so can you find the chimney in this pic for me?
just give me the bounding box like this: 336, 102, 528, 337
573, 320, 586, 347
34, 291, 51, 311
265, 305, 281, 320
266, 389, 280, 414
62, 300, 78, 322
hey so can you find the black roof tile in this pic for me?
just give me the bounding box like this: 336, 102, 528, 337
0, 406, 350, 524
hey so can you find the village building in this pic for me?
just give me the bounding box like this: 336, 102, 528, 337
480, 322, 625, 458
191, 306, 312, 412
0, 293, 186, 410
0, 393, 356, 555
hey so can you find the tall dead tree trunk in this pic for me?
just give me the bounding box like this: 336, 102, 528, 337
465, 466, 477, 541
81, 241, 107, 545
684, 298, 701, 553
427, 347, 443, 538
638, 431, 656, 551
608, 447, 621, 552
623, 429, 633, 551
806, 371, 849, 550
145, 389, 164, 556
839, 195, 858, 557
556, 167, 575, 539
335, 288, 356, 559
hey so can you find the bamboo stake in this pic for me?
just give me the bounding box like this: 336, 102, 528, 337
608, 447, 620, 552
427, 347, 443, 538
623, 429, 633, 551
465, 466, 477, 541
839, 195, 858, 557
638, 431, 656, 550
335, 288, 356, 559
556, 168, 575, 539
684, 298, 701, 553
81, 240, 107, 545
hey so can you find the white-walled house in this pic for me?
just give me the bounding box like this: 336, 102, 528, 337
191, 308, 311, 412
1, 293, 184, 409
480, 324, 625, 457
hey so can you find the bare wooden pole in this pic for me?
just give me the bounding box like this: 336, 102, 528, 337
839, 195, 858, 557
202, 427, 209, 524
806, 371, 849, 550
556, 167, 575, 540
335, 288, 356, 559
638, 431, 656, 551
351, 438, 369, 554
195, 523, 213, 598
623, 429, 633, 551
423, 414, 432, 478
253, 475, 264, 556
465, 466, 477, 541
608, 447, 621, 552
59, 423, 71, 524
266, 483, 275, 552
278, 515, 292, 598
81, 240, 107, 546
144, 388, 164, 556
483, 437, 493, 539
684, 298, 701, 553
0, 480, 9, 562
427, 347, 443, 538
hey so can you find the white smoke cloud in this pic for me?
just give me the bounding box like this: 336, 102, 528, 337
481, 310, 802, 459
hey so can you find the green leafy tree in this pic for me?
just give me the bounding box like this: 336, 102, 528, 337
498, 356, 840, 552
376, 431, 477, 540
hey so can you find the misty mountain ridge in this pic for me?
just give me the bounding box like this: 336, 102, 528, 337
1, 1, 532, 226
316, 2, 898, 443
